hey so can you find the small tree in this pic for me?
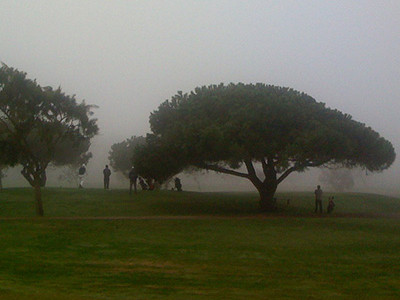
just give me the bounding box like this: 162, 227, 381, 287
108, 136, 145, 178
135, 83, 396, 211
0, 64, 99, 215
132, 134, 185, 184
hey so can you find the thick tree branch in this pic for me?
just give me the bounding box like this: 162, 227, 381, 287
276, 159, 331, 184
21, 166, 34, 186
201, 163, 250, 179
277, 166, 297, 184
261, 156, 277, 184
261, 158, 269, 177
244, 159, 257, 177
244, 159, 263, 187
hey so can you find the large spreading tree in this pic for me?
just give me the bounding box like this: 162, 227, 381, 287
135, 83, 396, 211
0, 64, 99, 215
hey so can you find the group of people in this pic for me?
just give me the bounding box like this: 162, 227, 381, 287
314, 185, 335, 214
78, 163, 112, 190
128, 167, 156, 194
79, 165, 334, 212
77, 164, 183, 194
127, 166, 182, 194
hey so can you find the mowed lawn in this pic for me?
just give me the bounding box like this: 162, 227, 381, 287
0, 188, 399, 299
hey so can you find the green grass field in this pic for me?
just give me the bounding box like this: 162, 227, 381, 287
0, 188, 399, 299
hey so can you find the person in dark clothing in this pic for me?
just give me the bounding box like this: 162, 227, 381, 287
128, 167, 138, 195
327, 196, 335, 214
174, 177, 182, 192
314, 185, 323, 213
103, 165, 111, 189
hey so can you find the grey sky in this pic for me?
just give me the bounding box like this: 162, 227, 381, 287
1, 1, 399, 193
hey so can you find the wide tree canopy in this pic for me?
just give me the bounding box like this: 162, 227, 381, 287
0, 64, 98, 215
135, 83, 396, 211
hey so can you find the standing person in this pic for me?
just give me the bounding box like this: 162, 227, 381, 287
128, 167, 138, 195
78, 164, 86, 188
174, 177, 182, 192
103, 165, 111, 190
314, 185, 323, 213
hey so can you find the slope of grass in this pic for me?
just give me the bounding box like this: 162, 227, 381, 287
0, 218, 399, 299
0, 188, 399, 299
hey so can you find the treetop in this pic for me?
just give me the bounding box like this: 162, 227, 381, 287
148, 83, 395, 173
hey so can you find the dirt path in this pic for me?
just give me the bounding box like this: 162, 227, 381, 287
0, 213, 399, 220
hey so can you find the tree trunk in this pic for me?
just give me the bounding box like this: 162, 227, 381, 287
257, 184, 278, 212
34, 184, 44, 216
21, 166, 46, 216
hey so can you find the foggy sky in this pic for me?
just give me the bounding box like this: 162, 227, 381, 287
1, 1, 399, 195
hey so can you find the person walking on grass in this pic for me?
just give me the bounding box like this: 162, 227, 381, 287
103, 165, 111, 190
129, 167, 138, 195
314, 185, 323, 213
174, 177, 182, 192
78, 164, 86, 188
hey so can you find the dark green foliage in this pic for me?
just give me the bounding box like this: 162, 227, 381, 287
149, 84, 395, 171
0, 64, 99, 169
137, 83, 396, 210
109, 136, 146, 178
0, 63, 99, 214
132, 134, 185, 183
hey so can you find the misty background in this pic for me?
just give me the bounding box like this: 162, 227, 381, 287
0, 1, 399, 196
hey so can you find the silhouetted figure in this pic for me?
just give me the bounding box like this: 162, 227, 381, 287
139, 177, 148, 190
174, 177, 182, 192
78, 164, 86, 188
327, 196, 335, 214
314, 185, 323, 213
103, 165, 111, 189
128, 167, 138, 195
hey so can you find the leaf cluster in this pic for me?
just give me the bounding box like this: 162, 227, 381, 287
0, 64, 99, 175
144, 83, 395, 178
108, 136, 146, 178
132, 134, 184, 183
